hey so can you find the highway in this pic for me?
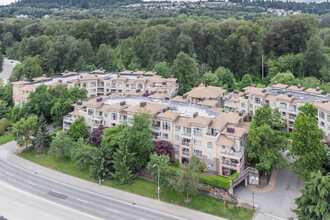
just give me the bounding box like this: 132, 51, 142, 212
0, 159, 185, 220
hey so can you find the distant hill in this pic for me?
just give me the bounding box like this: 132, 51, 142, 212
11, 0, 142, 8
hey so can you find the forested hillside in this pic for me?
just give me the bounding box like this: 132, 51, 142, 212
15, 0, 140, 8
0, 14, 329, 94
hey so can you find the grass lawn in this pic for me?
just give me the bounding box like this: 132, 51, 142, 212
0, 133, 15, 145
20, 148, 255, 220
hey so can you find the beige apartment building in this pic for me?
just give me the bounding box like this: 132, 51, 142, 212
12, 70, 178, 106
224, 82, 330, 142
63, 95, 249, 177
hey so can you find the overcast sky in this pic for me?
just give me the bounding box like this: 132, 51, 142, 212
0, 0, 16, 6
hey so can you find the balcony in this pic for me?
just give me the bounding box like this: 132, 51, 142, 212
224, 101, 237, 108
181, 141, 191, 148
63, 115, 76, 123
289, 116, 296, 121
182, 151, 190, 157
206, 132, 219, 138
222, 160, 238, 169
180, 133, 192, 138
151, 126, 161, 131
220, 147, 245, 159
289, 124, 294, 129
64, 124, 70, 130
92, 115, 103, 120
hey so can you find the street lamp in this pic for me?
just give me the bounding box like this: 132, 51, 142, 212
153, 164, 160, 201
8, 127, 18, 154
252, 192, 255, 209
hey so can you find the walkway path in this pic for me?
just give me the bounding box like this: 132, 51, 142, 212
0, 141, 225, 220
0, 58, 20, 83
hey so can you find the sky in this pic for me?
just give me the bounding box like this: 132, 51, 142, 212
0, 0, 16, 6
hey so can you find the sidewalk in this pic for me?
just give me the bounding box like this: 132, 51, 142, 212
247, 166, 279, 193
0, 141, 226, 220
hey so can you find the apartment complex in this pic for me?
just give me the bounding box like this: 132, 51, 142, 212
224, 82, 330, 141
172, 83, 228, 107
12, 70, 178, 106
63, 95, 249, 177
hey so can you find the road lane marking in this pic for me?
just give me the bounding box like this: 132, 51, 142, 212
0, 181, 102, 220
76, 198, 88, 204
27, 181, 36, 186
40, 212, 51, 217
261, 212, 286, 220
107, 208, 119, 213
15, 202, 25, 207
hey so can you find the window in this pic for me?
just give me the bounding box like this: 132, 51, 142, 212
250, 111, 253, 115
242, 110, 246, 114
111, 113, 117, 120
175, 125, 181, 132
118, 83, 123, 88
291, 105, 297, 112
320, 122, 325, 127
319, 111, 325, 119
104, 121, 108, 126
175, 154, 179, 159
126, 84, 129, 88
207, 152, 213, 159
207, 142, 213, 149
265, 100, 269, 104
106, 83, 110, 87
186, 127, 191, 134
328, 125, 330, 131
328, 115, 330, 122
194, 140, 202, 146
193, 150, 202, 157
90, 82, 96, 87
122, 115, 127, 121
254, 97, 260, 104
175, 144, 179, 150
138, 84, 143, 89
241, 103, 246, 108
162, 133, 169, 140
207, 163, 214, 170
82, 83, 87, 88
106, 89, 109, 92
272, 102, 276, 107
88, 109, 94, 115
193, 128, 202, 136
282, 112, 286, 117
280, 102, 287, 109
250, 104, 253, 108
104, 113, 108, 118
88, 118, 91, 124
250, 97, 253, 101
131, 84, 136, 89
162, 122, 171, 130
175, 135, 179, 141
90, 89, 96, 93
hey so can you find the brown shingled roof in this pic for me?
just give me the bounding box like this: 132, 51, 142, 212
157, 111, 180, 121
186, 84, 226, 99
188, 116, 212, 127
216, 135, 235, 147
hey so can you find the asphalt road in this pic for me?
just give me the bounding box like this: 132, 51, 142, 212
0, 58, 20, 83
0, 159, 185, 220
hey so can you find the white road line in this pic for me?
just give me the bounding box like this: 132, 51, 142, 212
15, 202, 25, 207
5, 172, 13, 176
27, 181, 36, 186
107, 208, 119, 213
76, 198, 88, 204
261, 212, 286, 220
40, 212, 51, 217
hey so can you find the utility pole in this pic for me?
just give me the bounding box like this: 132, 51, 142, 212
153, 164, 160, 201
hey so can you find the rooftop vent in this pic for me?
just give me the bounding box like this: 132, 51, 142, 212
65, 70, 69, 73
135, 69, 138, 72
274, 81, 278, 85
100, 67, 103, 71
201, 97, 205, 101
140, 102, 146, 107
42, 74, 46, 77
162, 81, 167, 85
165, 97, 170, 100
120, 101, 126, 106
183, 94, 188, 99
316, 86, 320, 91
251, 84, 256, 87
288, 93, 292, 97
22, 78, 27, 81
298, 84, 302, 88
152, 69, 155, 73
205, 84, 208, 87
96, 97, 103, 102
95, 74, 98, 77
239, 112, 243, 116
122, 68, 125, 71
80, 76, 83, 78
170, 75, 174, 78
234, 90, 239, 94
193, 112, 198, 118
77, 101, 82, 106
262, 89, 266, 93
136, 89, 141, 93
227, 127, 235, 133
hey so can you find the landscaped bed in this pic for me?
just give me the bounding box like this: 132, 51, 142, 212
19, 147, 255, 220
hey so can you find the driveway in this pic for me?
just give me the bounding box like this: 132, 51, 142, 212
0, 58, 20, 83
234, 166, 300, 220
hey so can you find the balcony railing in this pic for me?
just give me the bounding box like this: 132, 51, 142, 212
63, 116, 76, 122
224, 102, 237, 108
92, 115, 103, 120
220, 147, 245, 159
182, 151, 189, 157
222, 160, 238, 168
206, 132, 219, 137
151, 126, 161, 131
289, 124, 294, 129
180, 133, 192, 138
181, 141, 191, 147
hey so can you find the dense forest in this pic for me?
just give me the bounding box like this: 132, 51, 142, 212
0, 9, 329, 93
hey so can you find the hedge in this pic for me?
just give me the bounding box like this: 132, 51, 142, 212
169, 166, 239, 190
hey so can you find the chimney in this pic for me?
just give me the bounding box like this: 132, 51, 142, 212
183, 94, 188, 99
96, 97, 103, 102
288, 93, 292, 97
316, 86, 320, 91
77, 101, 82, 106
136, 89, 141, 93
100, 67, 103, 71
152, 69, 155, 73
162, 81, 167, 85
201, 97, 205, 101
227, 127, 235, 133
80, 76, 83, 78
193, 112, 198, 118
205, 84, 208, 87
22, 78, 27, 81
65, 70, 69, 73
140, 102, 146, 107
234, 90, 239, 94
42, 74, 46, 77
322, 100, 328, 103
251, 84, 256, 87
95, 74, 98, 77
298, 84, 301, 89
262, 89, 266, 93
122, 68, 125, 71
165, 97, 170, 100
170, 75, 174, 78
239, 112, 243, 116
274, 81, 278, 85
135, 69, 138, 72
120, 101, 126, 106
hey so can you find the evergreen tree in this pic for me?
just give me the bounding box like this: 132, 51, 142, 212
294, 171, 330, 220
90, 140, 113, 183
288, 103, 327, 178
112, 128, 135, 185
33, 116, 51, 151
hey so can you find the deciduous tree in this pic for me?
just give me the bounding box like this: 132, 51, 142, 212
147, 153, 173, 187
49, 132, 74, 160
154, 140, 173, 157
67, 116, 89, 141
